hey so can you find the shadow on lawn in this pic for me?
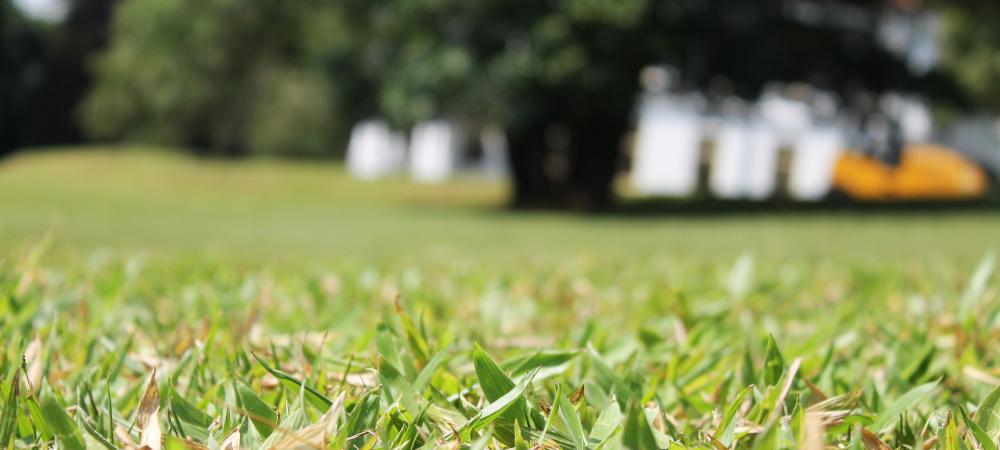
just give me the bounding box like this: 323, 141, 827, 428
602, 195, 1000, 218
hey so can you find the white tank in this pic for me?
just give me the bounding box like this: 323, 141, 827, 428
346, 119, 399, 180
631, 95, 702, 196
410, 120, 460, 183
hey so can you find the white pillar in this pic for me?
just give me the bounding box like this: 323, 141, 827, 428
711, 119, 779, 200
410, 120, 459, 183
631, 95, 702, 196
788, 127, 843, 201
346, 120, 397, 180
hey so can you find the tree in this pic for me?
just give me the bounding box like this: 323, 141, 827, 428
81, 0, 368, 157
936, 1, 1000, 111
77, 0, 981, 207
29, 0, 118, 147
0, 0, 42, 154
359, 0, 966, 209
0, 0, 120, 154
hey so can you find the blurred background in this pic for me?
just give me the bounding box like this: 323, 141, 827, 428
3, 0, 1000, 215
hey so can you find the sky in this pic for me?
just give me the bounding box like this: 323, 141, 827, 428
12, 0, 67, 22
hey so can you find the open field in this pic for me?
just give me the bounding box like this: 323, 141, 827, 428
2, 149, 1000, 448
4, 148, 1000, 263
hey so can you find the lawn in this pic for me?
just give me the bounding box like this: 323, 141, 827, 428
1, 148, 1000, 449
3, 148, 1000, 262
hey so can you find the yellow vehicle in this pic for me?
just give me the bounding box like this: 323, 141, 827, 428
832, 144, 990, 200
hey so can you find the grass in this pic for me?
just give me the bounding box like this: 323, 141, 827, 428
3, 147, 1000, 262
2, 148, 1000, 448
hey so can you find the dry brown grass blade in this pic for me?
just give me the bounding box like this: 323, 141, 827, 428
803, 378, 828, 402
24, 335, 42, 392
269, 391, 345, 450
963, 366, 1000, 386
115, 425, 139, 449
327, 370, 377, 388
804, 385, 858, 429
806, 390, 862, 415
568, 385, 586, 404
221, 429, 240, 450
538, 399, 552, 415
705, 434, 728, 450
805, 409, 853, 427
802, 412, 825, 450
672, 318, 689, 345
861, 428, 892, 450
137, 368, 161, 450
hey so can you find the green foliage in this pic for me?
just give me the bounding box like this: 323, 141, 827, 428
0, 0, 45, 152
361, 0, 658, 128
38, 391, 85, 450
974, 382, 1000, 436
940, 3, 1000, 111
869, 381, 938, 432
472, 342, 531, 425
959, 407, 998, 450
0, 371, 18, 448
235, 382, 277, 438
80, 0, 357, 157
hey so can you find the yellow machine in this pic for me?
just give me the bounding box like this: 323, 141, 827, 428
832, 144, 990, 200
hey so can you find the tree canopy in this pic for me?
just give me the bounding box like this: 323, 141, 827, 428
357, 0, 963, 207
81, 0, 349, 156
5, 0, 1000, 206
936, 2, 1000, 111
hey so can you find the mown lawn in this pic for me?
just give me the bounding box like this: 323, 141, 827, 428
2, 148, 1000, 449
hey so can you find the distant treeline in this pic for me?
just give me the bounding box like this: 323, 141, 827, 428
2, 0, 999, 206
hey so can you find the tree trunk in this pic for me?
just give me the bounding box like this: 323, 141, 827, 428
506, 111, 626, 210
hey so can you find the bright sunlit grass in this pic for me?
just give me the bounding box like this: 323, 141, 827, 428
2, 149, 1000, 448
3, 148, 1000, 262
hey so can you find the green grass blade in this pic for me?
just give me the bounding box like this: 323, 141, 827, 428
39, 391, 86, 450
78, 416, 117, 450
960, 406, 998, 450
941, 410, 961, 450
472, 342, 529, 424
869, 380, 938, 432
168, 387, 211, 428
378, 359, 421, 415
514, 419, 529, 450
413, 347, 449, 393
339, 389, 380, 450
0, 372, 18, 448
395, 300, 431, 366
587, 346, 633, 403
555, 388, 587, 450
463, 368, 539, 436
235, 382, 277, 438
762, 334, 784, 387
961, 252, 995, 318
715, 385, 753, 447
589, 397, 623, 447
503, 350, 580, 376
250, 351, 331, 410
622, 400, 658, 450
976, 382, 1000, 436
